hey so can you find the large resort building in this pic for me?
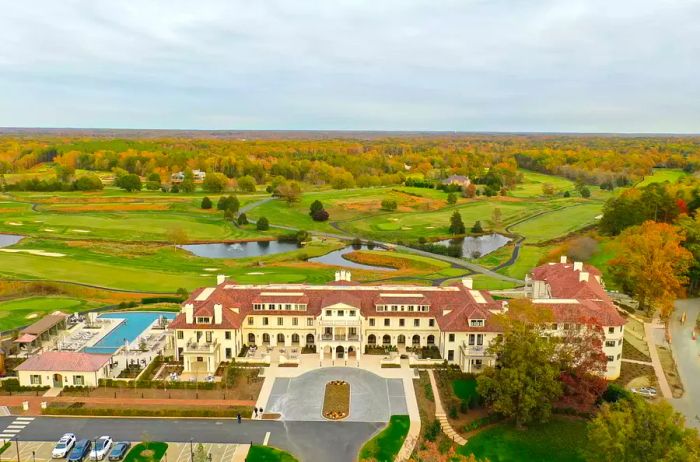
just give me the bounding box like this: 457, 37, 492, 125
171, 258, 625, 380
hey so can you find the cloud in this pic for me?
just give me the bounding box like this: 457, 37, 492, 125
0, 0, 698, 132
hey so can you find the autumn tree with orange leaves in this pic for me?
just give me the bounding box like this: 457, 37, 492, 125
609, 221, 693, 323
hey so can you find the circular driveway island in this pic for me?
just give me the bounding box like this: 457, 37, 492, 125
265, 367, 408, 422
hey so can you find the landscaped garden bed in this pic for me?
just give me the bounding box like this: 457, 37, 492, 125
322, 380, 350, 420
42, 402, 252, 418
124, 442, 168, 462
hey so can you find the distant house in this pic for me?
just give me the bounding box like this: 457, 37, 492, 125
441, 175, 471, 188
171, 170, 207, 183
15, 351, 112, 388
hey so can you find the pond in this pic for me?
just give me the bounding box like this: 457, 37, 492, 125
437, 233, 511, 259
309, 245, 395, 272
0, 234, 24, 248
180, 240, 301, 259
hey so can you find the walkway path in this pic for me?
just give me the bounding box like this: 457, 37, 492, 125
621, 358, 653, 366
643, 322, 672, 398
395, 376, 421, 462
669, 298, 700, 428
427, 370, 467, 446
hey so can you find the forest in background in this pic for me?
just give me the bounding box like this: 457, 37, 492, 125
1, 134, 699, 190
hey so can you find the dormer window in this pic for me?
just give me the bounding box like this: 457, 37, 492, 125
469, 319, 485, 327
196, 317, 211, 324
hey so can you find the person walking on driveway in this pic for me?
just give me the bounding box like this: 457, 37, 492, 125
237, 413, 242, 424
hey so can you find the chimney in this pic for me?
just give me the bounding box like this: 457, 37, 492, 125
345, 271, 351, 281
462, 277, 473, 289
573, 261, 583, 272
334, 271, 342, 282
217, 274, 226, 285
579, 271, 589, 282
560, 255, 567, 264
335, 270, 351, 281
185, 303, 194, 324
214, 304, 223, 324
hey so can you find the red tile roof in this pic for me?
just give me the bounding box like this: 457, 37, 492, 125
531, 262, 624, 326
15, 351, 111, 372
170, 281, 504, 332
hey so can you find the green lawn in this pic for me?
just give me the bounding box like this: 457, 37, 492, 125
459, 418, 588, 462
124, 442, 168, 462
0, 189, 269, 242
452, 378, 479, 401
0, 296, 102, 331
467, 275, 521, 291
496, 245, 549, 280
358, 415, 410, 462
636, 168, 686, 187
510, 170, 576, 198
509, 203, 603, 244
0, 238, 343, 292
246, 445, 298, 462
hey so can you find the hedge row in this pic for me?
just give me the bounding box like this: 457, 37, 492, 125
97, 378, 216, 390
42, 405, 252, 418
0, 378, 50, 392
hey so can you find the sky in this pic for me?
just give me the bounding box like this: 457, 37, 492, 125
0, 0, 699, 133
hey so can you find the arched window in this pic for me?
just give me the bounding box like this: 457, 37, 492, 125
397, 334, 406, 345
412, 335, 420, 346
306, 333, 315, 345
382, 334, 391, 345
277, 333, 285, 344
427, 334, 435, 345
262, 333, 270, 344
368, 334, 376, 345
291, 333, 300, 344
247, 333, 255, 344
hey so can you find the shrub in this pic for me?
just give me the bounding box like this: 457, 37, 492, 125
381, 199, 398, 211
201, 197, 212, 209
256, 217, 269, 230
424, 419, 441, 442
237, 213, 248, 225
601, 383, 632, 403
311, 209, 329, 221
463, 413, 505, 432
42, 405, 251, 418
448, 403, 458, 419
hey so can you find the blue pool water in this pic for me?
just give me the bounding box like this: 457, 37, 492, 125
83, 311, 176, 354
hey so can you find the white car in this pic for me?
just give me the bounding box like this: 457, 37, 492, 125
52, 433, 77, 459
89, 436, 113, 461
632, 386, 657, 398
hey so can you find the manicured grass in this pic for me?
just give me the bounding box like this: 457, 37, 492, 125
343, 199, 558, 242
124, 442, 168, 462
246, 445, 298, 462
637, 168, 686, 187
509, 203, 603, 243
452, 378, 479, 401
510, 170, 576, 198
0, 238, 342, 292
467, 275, 521, 290
0, 296, 102, 331
496, 245, 549, 280
358, 415, 410, 462
459, 418, 588, 462
0, 189, 269, 242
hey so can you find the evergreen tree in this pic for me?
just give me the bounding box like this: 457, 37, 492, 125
449, 211, 466, 235
201, 196, 212, 209
256, 217, 269, 230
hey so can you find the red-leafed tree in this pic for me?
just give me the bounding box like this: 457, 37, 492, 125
555, 316, 609, 411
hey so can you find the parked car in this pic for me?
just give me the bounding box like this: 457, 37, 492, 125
89, 436, 113, 461
631, 386, 657, 398
52, 433, 77, 459
68, 440, 92, 462
108, 442, 131, 461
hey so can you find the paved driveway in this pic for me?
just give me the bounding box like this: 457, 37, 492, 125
265, 367, 407, 422
670, 298, 700, 428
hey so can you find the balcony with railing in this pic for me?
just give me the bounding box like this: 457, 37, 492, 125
460, 343, 491, 357
318, 318, 361, 327
184, 339, 218, 353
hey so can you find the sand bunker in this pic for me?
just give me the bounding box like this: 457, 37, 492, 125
595, 214, 603, 220
43, 228, 56, 232
203, 268, 219, 271
26, 313, 38, 319
0, 249, 66, 257
71, 229, 91, 233
7, 222, 22, 226
425, 226, 435, 229
246, 272, 265, 275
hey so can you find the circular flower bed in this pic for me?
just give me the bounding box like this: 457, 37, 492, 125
322, 380, 350, 420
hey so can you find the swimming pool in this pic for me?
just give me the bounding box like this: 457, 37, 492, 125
83, 311, 176, 354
